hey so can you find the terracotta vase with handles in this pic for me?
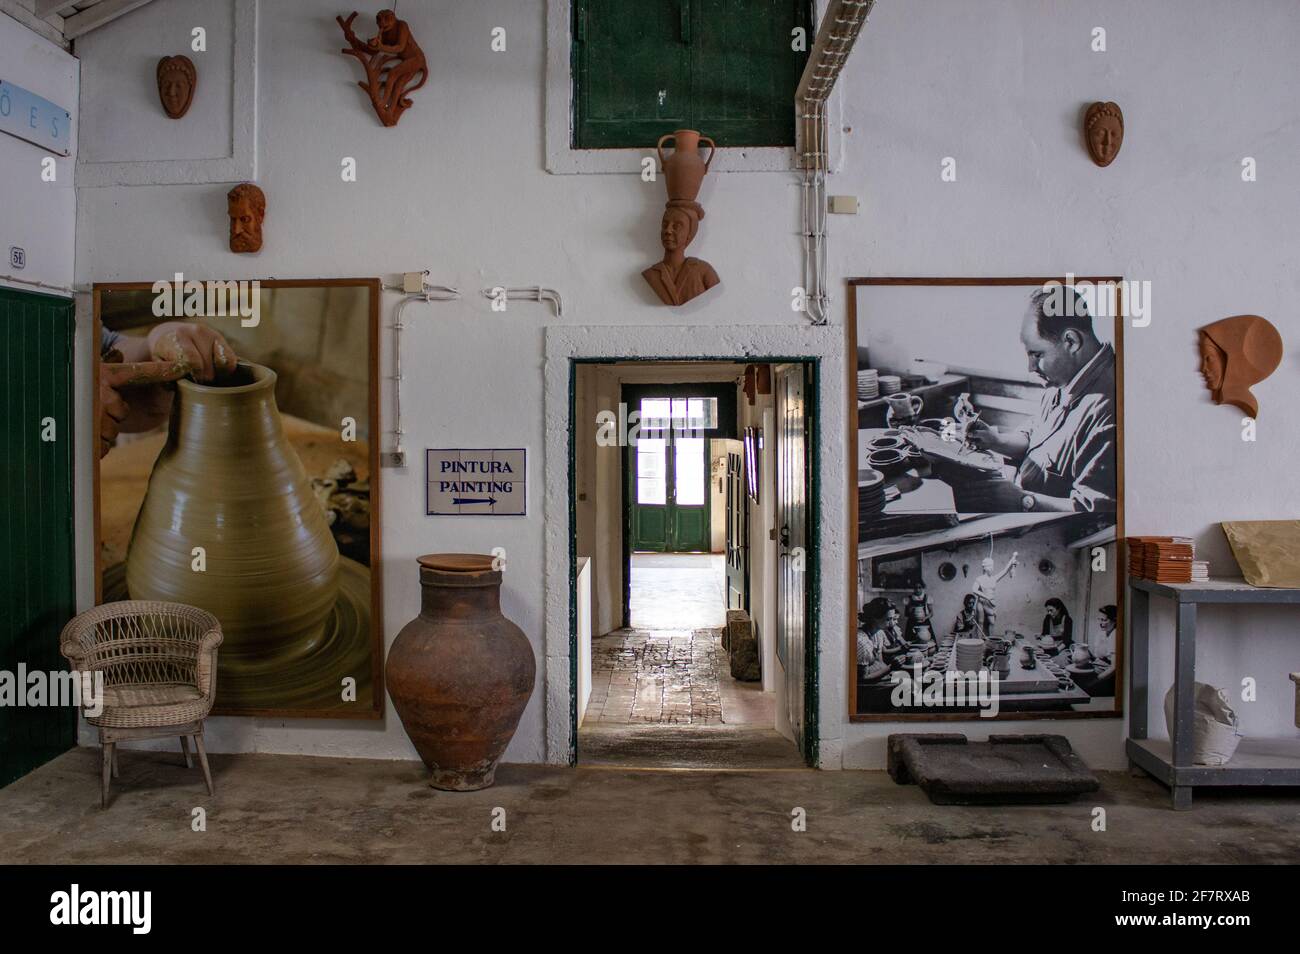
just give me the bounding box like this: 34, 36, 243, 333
125, 361, 340, 670
657, 128, 715, 202
387, 554, 536, 791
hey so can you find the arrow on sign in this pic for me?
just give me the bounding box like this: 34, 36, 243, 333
453, 497, 498, 506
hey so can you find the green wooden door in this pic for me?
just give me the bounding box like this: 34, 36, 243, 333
0, 287, 77, 788
630, 428, 710, 553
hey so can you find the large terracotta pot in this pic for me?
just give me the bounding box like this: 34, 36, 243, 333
387, 554, 536, 791
126, 361, 340, 669
657, 128, 715, 202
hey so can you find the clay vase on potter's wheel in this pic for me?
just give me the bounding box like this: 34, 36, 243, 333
126, 362, 340, 671
387, 554, 536, 791
657, 128, 715, 201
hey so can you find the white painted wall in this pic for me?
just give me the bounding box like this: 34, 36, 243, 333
0, 10, 77, 293
71, 0, 1300, 769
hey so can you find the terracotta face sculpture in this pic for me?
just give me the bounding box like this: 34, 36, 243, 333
1198, 315, 1283, 418
642, 201, 720, 307
157, 55, 197, 119
227, 182, 265, 254
1085, 101, 1124, 167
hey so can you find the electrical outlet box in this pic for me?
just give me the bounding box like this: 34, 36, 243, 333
380, 451, 407, 468
402, 272, 425, 294
828, 195, 859, 214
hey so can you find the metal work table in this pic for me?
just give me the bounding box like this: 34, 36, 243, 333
1127, 576, 1300, 809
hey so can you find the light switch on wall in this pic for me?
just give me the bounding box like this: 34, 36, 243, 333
828, 195, 859, 214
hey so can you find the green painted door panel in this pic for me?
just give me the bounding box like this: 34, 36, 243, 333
573, 0, 811, 148
574, 0, 690, 148
634, 502, 669, 552
690, 0, 809, 144
672, 505, 708, 553
0, 287, 77, 789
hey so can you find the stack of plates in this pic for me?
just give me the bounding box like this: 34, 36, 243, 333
878, 374, 902, 395
857, 369, 880, 402
858, 468, 886, 518
955, 638, 985, 673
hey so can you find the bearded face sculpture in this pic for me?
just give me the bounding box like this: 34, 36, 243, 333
227, 183, 266, 254
1199, 315, 1283, 418
157, 55, 197, 119
1085, 101, 1124, 167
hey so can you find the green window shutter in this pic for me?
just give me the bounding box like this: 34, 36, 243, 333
689, 0, 810, 146
573, 0, 812, 150
573, 0, 691, 149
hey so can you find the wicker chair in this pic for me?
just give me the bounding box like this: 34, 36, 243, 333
59, 601, 223, 808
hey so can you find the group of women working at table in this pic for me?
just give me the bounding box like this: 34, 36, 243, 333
856, 587, 1118, 695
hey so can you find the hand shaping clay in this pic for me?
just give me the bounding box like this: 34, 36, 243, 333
1084, 101, 1123, 167
1199, 314, 1283, 418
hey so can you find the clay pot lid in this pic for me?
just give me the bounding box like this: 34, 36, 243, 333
417, 553, 497, 573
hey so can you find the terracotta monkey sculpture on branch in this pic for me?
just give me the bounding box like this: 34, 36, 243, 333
337, 9, 428, 127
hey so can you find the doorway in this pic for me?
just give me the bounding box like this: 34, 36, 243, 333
569, 358, 818, 769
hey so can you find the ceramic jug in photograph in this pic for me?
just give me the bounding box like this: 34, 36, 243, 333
125, 362, 340, 669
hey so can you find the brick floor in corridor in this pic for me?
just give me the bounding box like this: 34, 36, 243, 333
586, 628, 725, 724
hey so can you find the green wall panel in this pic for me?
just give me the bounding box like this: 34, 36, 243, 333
573, 0, 812, 148
0, 287, 77, 789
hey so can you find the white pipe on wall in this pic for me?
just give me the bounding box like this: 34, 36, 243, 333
796, 0, 875, 326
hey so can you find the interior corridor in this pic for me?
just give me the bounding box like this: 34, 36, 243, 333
585, 553, 774, 730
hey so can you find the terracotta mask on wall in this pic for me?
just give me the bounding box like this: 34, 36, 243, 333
1199, 314, 1283, 418
156, 55, 197, 119
1084, 101, 1124, 167
227, 182, 266, 254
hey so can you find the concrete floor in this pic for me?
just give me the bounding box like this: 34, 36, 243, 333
628, 553, 726, 630
2, 747, 1297, 864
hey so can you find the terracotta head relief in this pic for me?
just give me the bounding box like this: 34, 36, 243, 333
227, 182, 266, 254
1199, 314, 1283, 418
157, 55, 197, 119
1085, 101, 1123, 167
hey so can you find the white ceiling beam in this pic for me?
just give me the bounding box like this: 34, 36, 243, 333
61, 0, 154, 39
0, 0, 67, 47
34, 0, 81, 20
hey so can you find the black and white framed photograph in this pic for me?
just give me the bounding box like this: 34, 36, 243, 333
847, 278, 1125, 721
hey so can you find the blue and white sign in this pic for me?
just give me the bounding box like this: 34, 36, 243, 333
426, 448, 527, 516
0, 80, 71, 156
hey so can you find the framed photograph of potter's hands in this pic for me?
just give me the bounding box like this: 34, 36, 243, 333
92, 278, 384, 719
846, 277, 1124, 722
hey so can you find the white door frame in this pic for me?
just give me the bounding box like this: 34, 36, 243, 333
542, 324, 846, 766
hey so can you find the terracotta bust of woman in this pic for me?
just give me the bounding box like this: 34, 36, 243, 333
642, 200, 719, 307
1199, 315, 1283, 418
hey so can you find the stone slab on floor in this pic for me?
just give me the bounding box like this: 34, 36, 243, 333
888, 733, 1101, 805
2, 748, 1298, 864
